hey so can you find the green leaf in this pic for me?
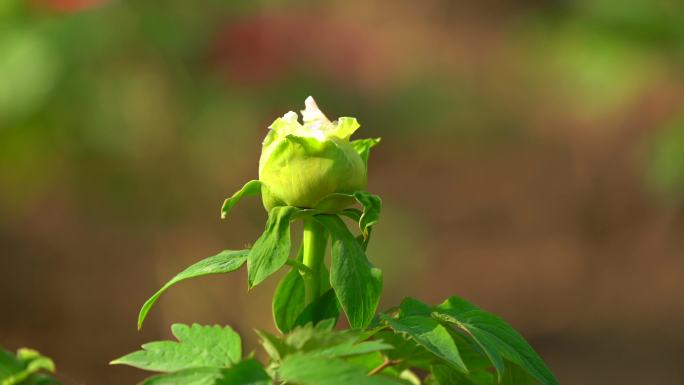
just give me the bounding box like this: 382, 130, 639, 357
220, 180, 261, 220
430, 364, 494, 385
352, 191, 382, 240
272, 267, 306, 333
372, 331, 435, 371
247, 206, 301, 288
430, 364, 471, 385
351, 138, 381, 169
216, 359, 271, 385
256, 330, 291, 362
139, 368, 223, 385
25, 373, 61, 385
0, 349, 24, 382
278, 354, 408, 385
260, 322, 390, 363
138, 361, 271, 385
381, 314, 468, 374
399, 297, 432, 317
306, 339, 392, 359
137, 249, 248, 330
314, 214, 382, 329
433, 296, 559, 385
284, 324, 358, 352
0, 348, 56, 385
111, 323, 242, 373
273, 248, 337, 333
293, 289, 340, 329
500, 363, 537, 385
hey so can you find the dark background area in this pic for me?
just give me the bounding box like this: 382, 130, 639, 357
2, 0, 684, 384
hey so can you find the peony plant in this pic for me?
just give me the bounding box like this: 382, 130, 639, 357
112, 97, 560, 385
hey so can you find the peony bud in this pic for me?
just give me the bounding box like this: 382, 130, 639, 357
258, 97, 367, 212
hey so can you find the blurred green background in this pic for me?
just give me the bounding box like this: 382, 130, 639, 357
2, 0, 684, 383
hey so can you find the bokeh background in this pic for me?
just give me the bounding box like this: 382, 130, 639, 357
2, 0, 684, 384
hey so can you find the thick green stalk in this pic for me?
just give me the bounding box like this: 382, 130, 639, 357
301, 217, 327, 305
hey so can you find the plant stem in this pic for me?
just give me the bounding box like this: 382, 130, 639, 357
368, 357, 401, 376
302, 217, 327, 305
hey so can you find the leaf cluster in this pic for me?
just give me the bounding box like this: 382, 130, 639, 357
114, 295, 558, 385
0, 348, 59, 385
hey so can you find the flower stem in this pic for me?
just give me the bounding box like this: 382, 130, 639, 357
302, 216, 327, 305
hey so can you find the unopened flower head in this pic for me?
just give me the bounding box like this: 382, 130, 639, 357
258, 97, 367, 211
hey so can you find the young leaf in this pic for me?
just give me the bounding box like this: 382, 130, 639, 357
247, 206, 301, 288
220, 180, 261, 219
278, 354, 408, 385
137, 249, 248, 329
216, 359, 271, 385
380, 314, 468, 374
272, 267, 306, 333
139, 367, 223, 385
111, 324, 241, 373
433, 296, 559, 385
351, 138, 381, 169
314, 214, 382, 329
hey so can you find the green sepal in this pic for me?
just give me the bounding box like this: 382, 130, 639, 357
351, 137, 381, 170
317, 191, 382, 244
352, 191, 381, 240
137, 249, 248, 329
314, 214, 382, 329
247, 206, 302, 288
111, 323, 242, 373
221, 180, 261, 219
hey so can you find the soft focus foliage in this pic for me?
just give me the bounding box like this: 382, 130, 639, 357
2, 0, 684, 384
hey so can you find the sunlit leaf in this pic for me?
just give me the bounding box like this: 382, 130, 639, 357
220, 180, 261, 220
314, 214, 382, 329
111, 324, 241, 373
247, 206, 301, 288
278, 354, 408, 385
381, 314, 468, 374
138, 250, 248, 329
433, 296, 558, 385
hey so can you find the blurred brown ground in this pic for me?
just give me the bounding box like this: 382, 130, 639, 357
1, 0, 684, 384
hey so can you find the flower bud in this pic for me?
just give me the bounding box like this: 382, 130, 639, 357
258, 97, 367, 211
